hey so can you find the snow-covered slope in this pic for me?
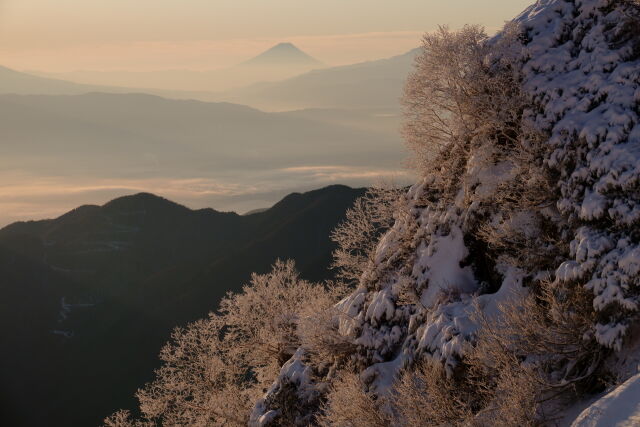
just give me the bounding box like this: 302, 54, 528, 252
515, 0, 640, 350
571, 373, 640, 426
250, 0, 640, 424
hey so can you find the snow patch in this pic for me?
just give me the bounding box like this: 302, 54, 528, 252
570, 373, 640, 427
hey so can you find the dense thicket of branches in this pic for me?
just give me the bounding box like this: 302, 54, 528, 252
330, 186, 403, 284
403, 25, 526, 173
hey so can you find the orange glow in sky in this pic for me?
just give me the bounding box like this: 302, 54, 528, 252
0, 0, 533, 71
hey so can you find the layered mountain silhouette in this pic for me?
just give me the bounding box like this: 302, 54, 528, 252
0, 185, 364, 426
0, 92, 399, 170
3, 47, 416, 110
0, 92, 403, 227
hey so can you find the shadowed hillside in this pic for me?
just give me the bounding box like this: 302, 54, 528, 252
0, 185, 364, 426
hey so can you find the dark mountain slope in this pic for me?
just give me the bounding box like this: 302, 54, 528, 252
0, 185, 364, 426
0, 246, 84, 426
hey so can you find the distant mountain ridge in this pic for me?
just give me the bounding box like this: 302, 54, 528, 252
240, 42, 323, 67
0, 47, 417, 109
0, 185, 364, 426
0, 65, 215, 100
14, 43, 325, 93
219, 48, 420, 110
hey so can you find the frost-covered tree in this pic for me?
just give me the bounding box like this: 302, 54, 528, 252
104, 260, 347, 426
331, 186, 404, 284
402, 25, 489, 167
403, 25, 527, 176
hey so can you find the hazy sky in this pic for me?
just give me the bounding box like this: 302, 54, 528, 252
0, 0, 534, 71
